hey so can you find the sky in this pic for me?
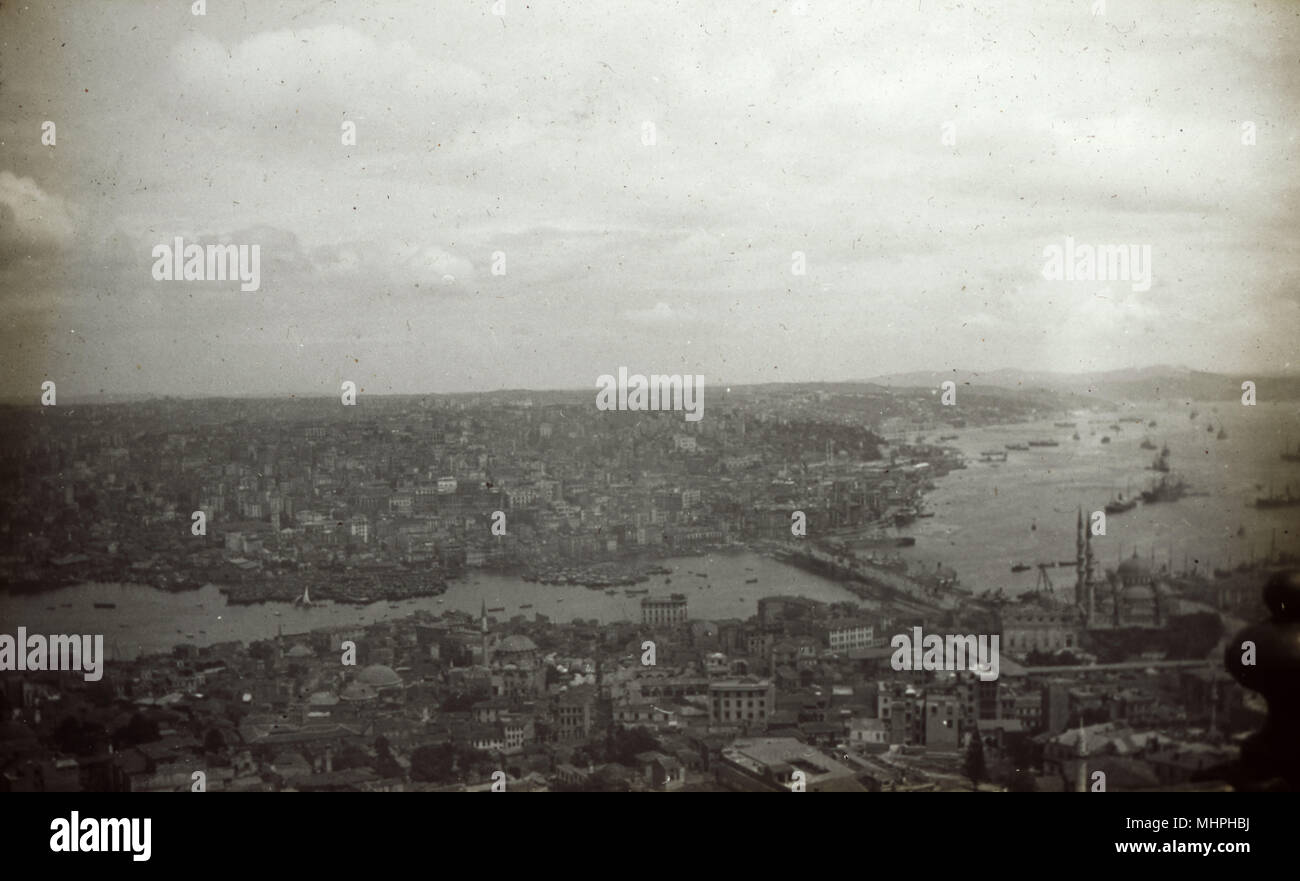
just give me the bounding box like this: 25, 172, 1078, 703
1, 0, 1297, 398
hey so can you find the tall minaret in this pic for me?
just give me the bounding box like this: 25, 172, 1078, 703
480, 600, 491, 667
1075, 508, 1085, 607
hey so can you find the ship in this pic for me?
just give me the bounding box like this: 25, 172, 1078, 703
1149, 444, 1170, 472
1005, 443, 1028, 451
939, 434, 959, 441
1104, 492, 1137, 515
1100, 436, 1111, 444
1141, 474, 1188, 504
745, 577, 759, 584
624, 588, 650, 595
1027, 439, 1059, 447
520, 603, 533, 609
1010, 563, 1032, 573
1256, 486, 1300, 509
487, 606, 506, 613
1140, 438, 1157, 450
1054, 421, 1076, 428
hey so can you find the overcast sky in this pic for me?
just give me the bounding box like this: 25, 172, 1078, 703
2, 0, 1297, 397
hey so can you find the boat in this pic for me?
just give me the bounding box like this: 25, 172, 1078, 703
1217, 426, 1227, 440
605, 589, 617, 595
1104, 493, 1137, 515
1100, 436, 1111, 444
939, 434, 959, 441
1207, 424, 1215, 433
1140, 438, 1157, 450
487, 606, 505, 613
1054, 422, 1076, 428
1150, 445, 1170, 473
520, 603, 533, 609
1283, 442, 1300, 463
1011, 563, 1032, 573
93, 602, 116, 609
624, 588, 650, 596
1109, 423, 1122, 432
294, 585, 314, 607
1148, 420, 1157, 427
1190, 410, 1198, 420
1256, 486, 1300, 509
1141, 475, 1188, 504
1005, 443, 1028, 451
1072, 432, 1080, 441
1057, 560, 1076, 567
745, 577, 759, 584
1027, 439, 1059, 447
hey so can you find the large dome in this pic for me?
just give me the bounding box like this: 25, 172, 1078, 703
1117, 553, 1151, 582
356, 664, 402, 689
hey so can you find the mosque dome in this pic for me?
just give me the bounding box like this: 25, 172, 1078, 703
339, 681, 378, 702
307, 690, 339, 707
356, 664, 403, 690
286, 643, 315, 659
1117, 553, 1152, 583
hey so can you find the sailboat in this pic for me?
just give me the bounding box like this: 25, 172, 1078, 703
294, 584, 313, 607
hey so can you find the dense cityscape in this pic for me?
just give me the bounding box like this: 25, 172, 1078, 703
1, 381, 1290, 792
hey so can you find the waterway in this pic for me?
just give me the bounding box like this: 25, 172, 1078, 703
0, 551, 860, 660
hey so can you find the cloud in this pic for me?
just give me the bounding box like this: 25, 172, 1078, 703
0, 171, 81, 265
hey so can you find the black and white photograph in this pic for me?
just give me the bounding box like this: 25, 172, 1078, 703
0, 0, 1296, 855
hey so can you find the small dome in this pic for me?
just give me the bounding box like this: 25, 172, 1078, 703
356, 664, 402, 689
340, 681, 378, 702
286, 644, 314, 658
307, 690, 339, 706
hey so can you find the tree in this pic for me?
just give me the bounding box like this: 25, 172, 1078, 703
203, 727, 226, 754
410, 744, 456, 783
963, 734, 988, 791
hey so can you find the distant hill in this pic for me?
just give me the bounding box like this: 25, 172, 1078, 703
866, 366, 1300, 403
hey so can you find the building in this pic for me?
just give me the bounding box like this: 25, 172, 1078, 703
708, 677, 775, 730
826, 617, 876, 652
641, 593, 688, 627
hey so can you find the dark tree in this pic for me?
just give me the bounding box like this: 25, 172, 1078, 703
963, 734, 988, 791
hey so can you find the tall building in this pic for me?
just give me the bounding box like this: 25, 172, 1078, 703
641, 593, 688, 627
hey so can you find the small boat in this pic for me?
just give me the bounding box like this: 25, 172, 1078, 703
1072, 432, 1080, 441
1148, 420, 1157, 427
1054, 422, 1076, 428
1057, 560, 1075, 567
1217, 426, 1227, 440
605, 589, 616, 595
1140, 438, 1157, 450
1027, 439, 1059, 447
1011, 563, 1032, 573
1100, 436, 1111, 444
1005, 443, 1028, 451
520, 603, 533, 609
487, 606, 505, 613
46, 606, 55, 611
745, 578, 758, 584
93, 602, 117, 610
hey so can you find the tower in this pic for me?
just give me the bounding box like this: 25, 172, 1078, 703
481, 600, 491, 667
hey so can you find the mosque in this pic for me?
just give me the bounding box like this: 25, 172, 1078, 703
1074, 509, 1169, 630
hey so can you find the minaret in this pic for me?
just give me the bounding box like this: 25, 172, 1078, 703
1075, 508, 1085, 607
480, 600, 491, 667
